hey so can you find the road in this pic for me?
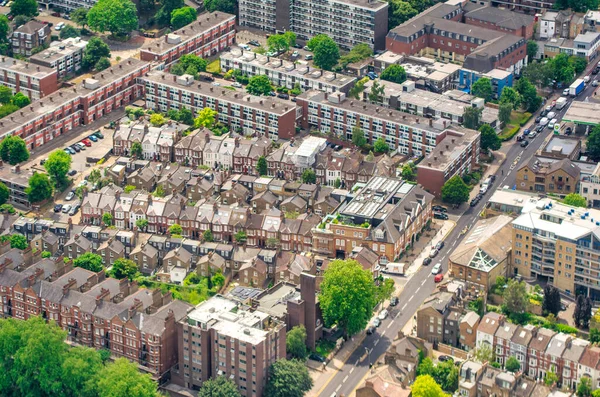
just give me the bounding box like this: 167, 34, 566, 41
318, 88, 577, 397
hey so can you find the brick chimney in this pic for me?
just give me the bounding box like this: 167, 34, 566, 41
95, 287, 111, 303
62, 278, 78, 294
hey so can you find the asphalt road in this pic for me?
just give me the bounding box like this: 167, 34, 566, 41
318, 86, 577, 397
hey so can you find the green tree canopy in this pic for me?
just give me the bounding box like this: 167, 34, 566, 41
463, 107, 482, 130
44, 149, 72, 189
130, 141, 143, 158
401, 162, 416, 182
286, 325, 308, 359
319, 259, 376, 336
82, 37, 111, 71
498, 102, 512, 126
108, 258, 140, 281
543, 284, 561, 316
267, 34, 291, 54
204, 0, 236, 13
0, 86, 12, 104
522, 61, 553, 88
203, 229, 214, 242
102, 212, 113, 226
368, 79, 385, 103
9, 234, 28, 250
256, 156, 268, 176
233, 230, 247, 243
10, 0, 38, 17
135, 218, 148, 230
95, 357, 160, 397
60, 25, 80, 39
150, 113, 166, 127
73, 253, 104, 272
87, 0, 139, 36
169, 223, 183, 236
0, 181, 8, 205
0, 135, 30, 165
171, 6, 197, 29
515, 77, 542, 113
412, 375, 446, 397
441, 175, 470, 205
0, 15, 10, 55
380, 64, 407, 84
339, 43, 372, 68
503, 279, 528, 315
178, 54, 207, 73
527, 40, 538, 62
479, 124, 501, 152
12, 92, 31, 108
471, 78, 493, 102
578, 376, 593, 397
499, 87, 521, 110
95, 57, 111, 71
246, 75, 273, 96
301, 169, 316, 184
156, 0, 183, 25
194, 107, 218, 129
588, 125, 600, 162
264, 359, 313, 397
352, 126, 367, 148
387, 0, 418, 29
505, 356, 521, 373
71, 7, 89, 28
563, 193, 587, 208
308, 34, 340, 71
198, 376, 241, 397
26, 172, 53, 203
374, 137, 390, 153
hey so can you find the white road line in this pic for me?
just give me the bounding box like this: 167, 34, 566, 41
421, 279, 426, 286
343, 375, 349, 383
335, 385, 342, 393
382, 330, 386, 336
350, 367, 355, 374
451, 240, 457, 248
416, 287, 420, 293
400, 304, 406, 312
408, 296, 413, 302
355, 360, 359, 365
507, 170, 512, 176
374, 339, 379, 346
387, 322, 393, 329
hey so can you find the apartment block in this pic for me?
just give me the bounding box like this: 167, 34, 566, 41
30, 37, 88, 79
220, 49, 357, 94
0, 56, 58, 101
416, 126, 480, 197
462, 3, 536, 39
515, 157, 580, 197
580, 163, 600, 208
511, 197, 600, 298
0, 58, 150, 150
0, 166, 35, 208
39, 0, 98, 12
142, 71, 299, 140
491, 0, 556, 15
239, 0, 389, 50
173, 295, 286, 396
140, 12, 235, 64
297, 90, 452, 158
11, 20, 51, 56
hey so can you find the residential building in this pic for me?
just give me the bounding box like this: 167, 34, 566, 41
0, 166, 35, 208
40, 0, 99, 12
416, 126, 481, 197
140, 12, 235, 64
382, 332, 430, 386
463, 3, 536, 39
220, 50, 357, 94
30, 37, 88, 79
527, 327, 555, 380
491, 0, 555, 15
238, 0, 389, 50
580, 163, 600, 208
540, 136, 582, 161
0, 55, 58, 101
515, 157, 580, 196
476, 312, 504, 350
142, 71, 299, 140
540, 11, 560, 39
584, 10, 600, 33
416, 291, 456, 344
173, 295, 286, 396
113, 118, 186, 161
449, 215, 512, 292
458, 68, 514, 100
459, 311, 480, 351
11, 21, 51, 57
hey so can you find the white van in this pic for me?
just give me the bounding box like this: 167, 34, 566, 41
548, 118, 558, 129
547, 111, 556, 119
539, 117, 549, 126
239, 43, 250, 50
584, 75, 591, 83
55, 22, 65, 31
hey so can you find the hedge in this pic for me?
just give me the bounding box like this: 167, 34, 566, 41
499, 125, 520, 141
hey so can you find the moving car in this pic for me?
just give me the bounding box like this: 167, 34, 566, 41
434, 273, 444, 283
594, 80, 599, 87
548, 118, 558, 129
520, 140, 529, 148
65, 191, 75, 201
535, 124, 544, 133
528, 131, 537, 139
378, 309, 388, 320
535, 116, 542, 123
523, 128, 531, 136
584, 75, 591, 83
422, 257, 432, 266
429, 248, 438, 258
431, 263, 442, 275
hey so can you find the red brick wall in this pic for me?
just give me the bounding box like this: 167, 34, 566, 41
464, 17, 535, 39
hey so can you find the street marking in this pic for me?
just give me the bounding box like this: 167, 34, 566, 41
507, 170, 512, 176
387, 322, 393, 329
343, 375, 349, 383
335, 384, 342, 393
397, 310, 403, 318
416, 287, 420, 293
374, 339, 379, 346
451, 240, 457, 248
421, 279, 426, 286
440, 255, 446, 261
350, 367, 355, 374
382, 330, 386, 336
408, 296, 413, 302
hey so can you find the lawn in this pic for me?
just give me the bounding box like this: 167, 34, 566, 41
207, 59, 221, 74
315, 339, 336, 358
498, 111, 533, 141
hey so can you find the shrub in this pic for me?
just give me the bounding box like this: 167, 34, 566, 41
498, 125, 520, 141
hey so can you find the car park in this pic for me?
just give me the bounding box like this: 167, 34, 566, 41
88, 135, 98, 142
71, 145, 80, 152
431, 263, 442, 275
434, 273, 444, 283
422, 257, 432, 266
61, 204, 72, 213
81, 139, 91, 147
54, 204, 63, 212
429, 248, 438, 258
65, 191, 75, 201
76, 142, 86, 150
378, 309, 388, 320
520, 140, 529, 148
232, 82, 242, 88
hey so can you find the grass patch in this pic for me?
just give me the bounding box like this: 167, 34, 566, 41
206, 59, 221, 74
315, 339, 336, 357
498, 125, 520, 141
137, 276, 217, 305
223, 86, 236, 91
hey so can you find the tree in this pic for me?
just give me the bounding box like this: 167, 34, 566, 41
169, 223, 183, 236
543, 284, 561, 316
505, 356, 521, 373
0, 181, 8, 205
319, 259, 376, 336
156, 0, 184, 25
527, 40, 538, 62
44, 149, 72, 189
441, 175, 470, 205
515, 77, 542, 113
545, 367, 559, 386
71, 7, 89, 28
375, 277, 395, 305
264, 359, 313, 397
87, 0, 139, 37
401, 162, 416, 181
61, 346, 103, 397
135, 218, 148, 231
102, 212, 113, 227
555, 0, 598, 12
256, 156, 268, 176
387, 0, 418, 29
479, 124, 501, 152
348, 77, 368, 99
286, 325, 308, 359
60, 25, 80, 39
198, 376, 241, 397
11, 0, 38, 17
368, 79, 385, 103
41, 251, 52, 258
73, 253, 104, 272
471, 78, 493, 102
283, 31, 296, 48
578, 377, 593, 397
416, 357, 435, 376
130, 141, 143, 158
15, 15, 32, 28
203, 229, 214, 242
233, 230, 247, 244
374, 137, 389, 153
95, 57, 111, 71
301, 169, 316, 184
246, 75, 272, 96
204, 0, 236, 14
267, 34, 291, 54
499, 87, 521, 110
522, 62, 553, 88
380, 64, 407, 84
352, 126, 367, 148
9, 234, 28, 250
575, 295, 593, 328
171, 6, 196, 29
339, 43, 372, 68
308, 34, 340, 71
11, 92, 30, 108
26, 172, 53, 203
412, 375, 446, 397
498, 102, 512, 126
108, 258, 140, 281
0, 15, 10, 56
473, 343, 495, 364
194, 107, 218, 129
82, 37, 111, 71
0, 135, 30, 165
95, 358, 159, 397
570, 56, 588, 75
504, 279, 528, 315
150, 113, 166, 127
463, 107, 482, 130
588, 125, 600, 162
563, 193, 587, 208
0, 86, 12, 104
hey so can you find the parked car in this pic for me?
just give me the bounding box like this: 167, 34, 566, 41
562, 88, 570, 96
429, 248, 438, 258
366, 326, 376, 335
76, 142, 86, 150
88, 135, 98, 142
435, 241, 445, 250
470, 197, 479, 207
431, 263, 442, 275
81, 139, 92, 147
378, 309, 388, 320
68, 204, 80, 216
373, 318, 381, 327
291, 50, 299, 58
248, 40, 260, 47
565, 127, 573, 135
303, 46, 312, 51
65, 191, 75, 201
54, 204, 63, 212
434, 273, 444, 283
68, 170, 77, 176
277, 93, 289, 99
433, 212, 448, 220
438, 355, 452, 362
93, 131, 104, 139
305, 54, 313, 60
528, 131, 537, 139
432, 205, 447, 212
520, 140, 529, 148
523, 129, 531, 136
422, 257, 432, 266
65, 147, 75, 155
54, 22, 65, 31
309, 353, 326, 363
78, 180, 87, 187
535, 124, 544, 133
61, 204, 72, 213
232, 82, 243, 88
594, 80, 599, 87
71, 145, 80, 152
390, 297, 399, 306
239, 43, 250, 50
367, 72, 378, 80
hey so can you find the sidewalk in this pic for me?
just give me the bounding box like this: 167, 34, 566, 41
404, 219, 456, 277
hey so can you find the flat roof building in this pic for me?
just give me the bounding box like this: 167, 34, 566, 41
30, 37, 88, 79
0, 55, 58, 101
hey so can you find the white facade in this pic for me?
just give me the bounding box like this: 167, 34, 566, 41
540, 12, 558, 39
218, 137, 236, 170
